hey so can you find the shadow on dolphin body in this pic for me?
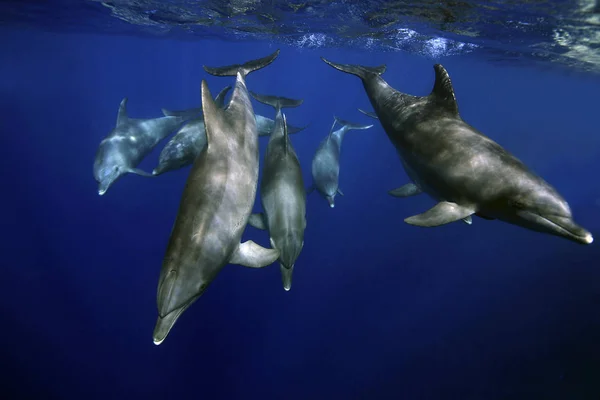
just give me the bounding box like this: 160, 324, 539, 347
321, 56, 593, 245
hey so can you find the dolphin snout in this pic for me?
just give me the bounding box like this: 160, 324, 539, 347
543, 214, 594, 245
327, 195, 335, 208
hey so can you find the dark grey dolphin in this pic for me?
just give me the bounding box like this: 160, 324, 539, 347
93, 98, 185, 195
321, 57, 593, 244
153, 50, 282, 345
155, 97, 307, 176
152, 85, 232, 176
246, 91, 306, 291
309, 117, 373, 208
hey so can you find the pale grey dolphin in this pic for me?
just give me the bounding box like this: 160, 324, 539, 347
93, 98, 185, 195
246, 91, 306, 291
152, 85, 232, 176
309, 117, 373, 208
155, 96, 307, 176
321, 57, 593, 244
153, 50, 282, 345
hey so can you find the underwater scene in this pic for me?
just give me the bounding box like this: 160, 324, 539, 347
2, 1, 600, 399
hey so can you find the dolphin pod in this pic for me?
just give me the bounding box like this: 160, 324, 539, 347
93, 50, 594, 345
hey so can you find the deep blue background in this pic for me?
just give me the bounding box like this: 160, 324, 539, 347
1, 28, 600, 399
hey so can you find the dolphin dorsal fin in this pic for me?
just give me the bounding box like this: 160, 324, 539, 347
200, 80, 224, 149
117, 97, 128, 126
430, 64, 459, 115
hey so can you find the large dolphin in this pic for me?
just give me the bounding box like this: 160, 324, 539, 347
93, 98, 185, 195
152, 85, 232, 176
246, 91, 306, 291
321, 57, 593, 245
153, 50, 282, 345
309, 117, 372, 208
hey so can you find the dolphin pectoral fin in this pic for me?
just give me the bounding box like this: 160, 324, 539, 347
389, 184, 422, 198
126, 168, 154, 177
462, 216, 473, 225
337, 188, 344, 196
358, 108, 379, 119
248, 213, 267, 230
404, 201, 474, 227
230, 240, 280, 268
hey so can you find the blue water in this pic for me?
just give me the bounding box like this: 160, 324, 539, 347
2, 4, 600, 399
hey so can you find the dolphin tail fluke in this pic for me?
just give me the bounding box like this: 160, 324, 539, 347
161, 107, 203, 118
249, 91, 303, 111
288, 123, 309, 135
321, 57, 386, 80
334, 116, 373, 131
203, 50, 280, 78
358, 108, 379, 119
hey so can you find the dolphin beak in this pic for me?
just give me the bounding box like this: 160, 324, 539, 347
153, 305, 188, 345
280, 264, 294, 291
519, 211, 594, 245
327, 196, 335, 208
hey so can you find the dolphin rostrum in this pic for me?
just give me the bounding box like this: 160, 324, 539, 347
153, 50, 282, 345
247, 91, 306, 291
321, 56, 593, 245
309, 117, 373, 208
93, 98, 185, 195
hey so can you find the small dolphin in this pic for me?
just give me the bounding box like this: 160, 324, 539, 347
152, 85, 232, 176
154, 95, 307, 176
309, 117, 372, 208
321, 57, 593, 244
93, 98, 185, 195
153, 50, 282, 345
247, 91, 306, 291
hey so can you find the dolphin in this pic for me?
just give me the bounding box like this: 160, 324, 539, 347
309, 117, 373, 208
357, 107, 474, 226
93, 98, 185, 195
321, 57, 593, 245
152, 85, 232, 176
155, 96, 307, 176
153, 50, 282, 345
246, 91, 306, 291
